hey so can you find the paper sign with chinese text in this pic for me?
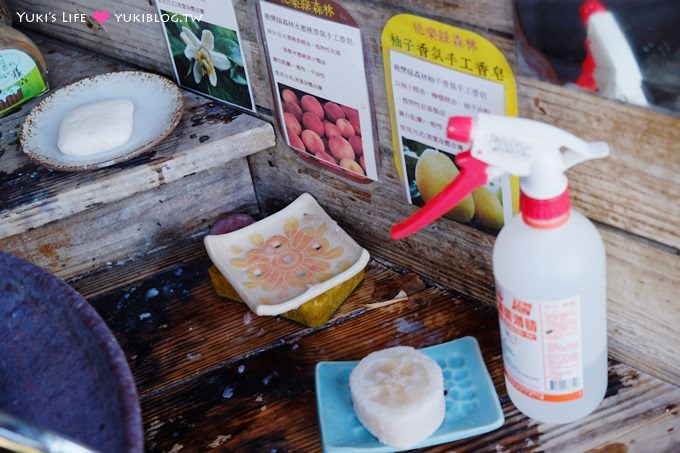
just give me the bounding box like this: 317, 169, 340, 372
156, 0, 256, 112
383, 15, 519, 234
258, 0, 378, 182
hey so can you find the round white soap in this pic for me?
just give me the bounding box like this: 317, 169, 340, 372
57, 98, 134, 156
349, 346, 445, 449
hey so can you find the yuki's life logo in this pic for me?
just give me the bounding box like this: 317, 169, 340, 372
91, 10, 109, 24
14, 10, 202, 24
113, 12, 203, 23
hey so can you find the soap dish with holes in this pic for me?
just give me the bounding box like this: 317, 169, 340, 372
315, 336, 504, 452
205, 193, 370, 316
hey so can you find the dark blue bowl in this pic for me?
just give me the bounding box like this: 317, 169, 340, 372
0, 252, 143, 452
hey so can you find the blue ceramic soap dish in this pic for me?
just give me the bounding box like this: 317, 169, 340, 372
315, 336, 504, 452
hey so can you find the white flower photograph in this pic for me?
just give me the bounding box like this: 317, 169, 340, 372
162, 11, 252, 110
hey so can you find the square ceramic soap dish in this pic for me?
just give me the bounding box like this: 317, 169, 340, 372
205, 193, 370, 316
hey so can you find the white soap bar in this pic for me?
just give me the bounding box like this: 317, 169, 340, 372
350, 346, 445, 449
58, 99, 134, 156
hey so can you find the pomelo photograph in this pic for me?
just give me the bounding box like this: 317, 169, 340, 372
403, 136, 506, 233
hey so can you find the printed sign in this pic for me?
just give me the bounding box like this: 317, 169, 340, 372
383, 15, 519, 233
156, 0, 256, 112
258, 0, 378, 182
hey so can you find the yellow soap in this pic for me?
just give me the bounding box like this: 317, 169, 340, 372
208, 266, 364, 328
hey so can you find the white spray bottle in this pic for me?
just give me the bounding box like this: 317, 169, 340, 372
575, 0, 648, 107
391, 114, 609, 424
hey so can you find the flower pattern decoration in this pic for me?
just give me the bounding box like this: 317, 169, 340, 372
230, 218, 345, 302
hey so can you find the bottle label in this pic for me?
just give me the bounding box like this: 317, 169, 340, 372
497, 286, 583, 402
0, 49, 47, 116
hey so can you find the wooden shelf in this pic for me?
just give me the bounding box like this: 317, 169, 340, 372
6, 0, 679, 392
0, 34, 275, 279
0, 16, 677, 453
74, 240, 680, 452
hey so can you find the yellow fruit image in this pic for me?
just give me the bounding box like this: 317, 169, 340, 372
472, 188, 504, 230
415, 149, 475, 222
486, 180, 503, 204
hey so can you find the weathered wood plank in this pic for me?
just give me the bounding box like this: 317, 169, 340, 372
1, 163, 258, 280
71, 238, 210, 299
87, 256, 426, 396
79, 241, 679, 451
517, 77, 680, 250
535, 362, 680, 452
604, 225, 680, 386
0, 36, 276, 241
248, 145, 680, 384
134, 285, 680, 452
8, 0, 678, 248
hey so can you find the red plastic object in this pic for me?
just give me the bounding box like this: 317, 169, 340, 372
390, 151, 489, 240
520, 188, 571, 229
576, 44, 598, 91
576, 0, 608, 91
579, 0, 607, 23
447, 116, 474, 143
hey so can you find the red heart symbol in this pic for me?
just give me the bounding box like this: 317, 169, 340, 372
91, 10, 110, 24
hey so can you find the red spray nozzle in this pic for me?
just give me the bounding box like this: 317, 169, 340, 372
447, 116, 474, 143
390, 151, 489, 240
579, 0, 607, 23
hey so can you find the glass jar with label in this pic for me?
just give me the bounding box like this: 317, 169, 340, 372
0, 24, 49, 117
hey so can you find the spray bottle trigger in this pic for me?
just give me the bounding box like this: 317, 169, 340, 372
560, 141, 610, 171
390, 151, 491, 240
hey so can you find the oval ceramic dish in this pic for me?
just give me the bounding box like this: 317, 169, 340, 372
0, 253, 143, 452
205, 193, 370, 316
19, 71, 183, 171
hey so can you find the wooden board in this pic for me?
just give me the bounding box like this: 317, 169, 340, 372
78, 248, 680, 452
248, 145, 680, 385
7, 0, 679, 248
86, 257, 425, 396
600, 225, 680, 386
0, 35, 275, 241
5, 0, 679, 391
517, 77, 680, 249
1, 163, 258, 280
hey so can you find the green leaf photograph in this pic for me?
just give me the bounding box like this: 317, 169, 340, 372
162, 11, 253, 110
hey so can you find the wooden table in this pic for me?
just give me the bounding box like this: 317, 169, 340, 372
72, 240, 680, 452
1, 33, 678, 453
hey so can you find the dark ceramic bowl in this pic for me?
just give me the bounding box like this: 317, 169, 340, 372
0, 253, 143, 452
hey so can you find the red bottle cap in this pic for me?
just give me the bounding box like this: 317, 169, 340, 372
520, 188, 571, 229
